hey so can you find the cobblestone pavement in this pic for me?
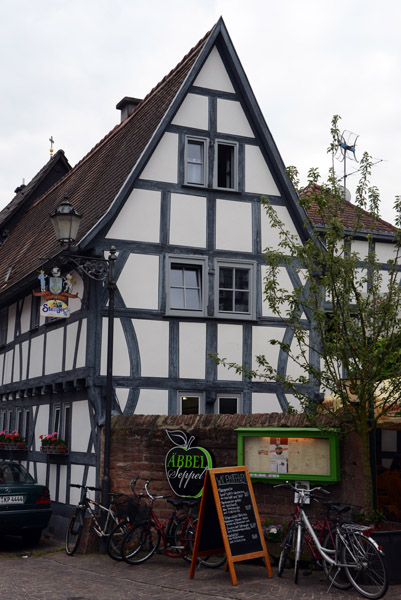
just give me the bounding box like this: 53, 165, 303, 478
0, 536, 400, 600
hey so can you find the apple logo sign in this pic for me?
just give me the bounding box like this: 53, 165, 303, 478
165, 429, 213, 498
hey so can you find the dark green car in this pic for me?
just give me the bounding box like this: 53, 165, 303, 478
0, 461, 52, 545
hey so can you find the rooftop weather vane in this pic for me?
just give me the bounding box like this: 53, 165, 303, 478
335, 130, 359, 200
49, 136, 54, 158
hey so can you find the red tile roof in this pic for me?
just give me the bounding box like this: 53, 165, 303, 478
302, 184, 396, 234
0, 26, 212, 297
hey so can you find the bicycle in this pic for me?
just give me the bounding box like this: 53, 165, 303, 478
121, 478, 226, 568
276, 484, 353, 589
65, 483, 130, 558
275, 482, 388, 599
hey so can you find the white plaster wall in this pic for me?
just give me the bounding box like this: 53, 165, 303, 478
286, 394, 302, 412
65, 321, 78, 371
101, 318, 130, 376
261, 205, 300, 250
116, 388, 129, 413
139, 132, 178, 183
251, 326, 283, 378
21, 341, 29, 380
3, 349, 13, 384
106, 188, 161, 243
172, 93, 209, 130
35, 462, 47, 486
70, 465, 85, 504
20, 296, 32, 334
49, 464, 57, 501
132, 319, 169, 377
351, 240, 369, 259
261, 266, 296, 317
118, 254, 159, 310
45, 328, 63, 374
0, 354, 3, 385
135, 389, 169, 414
35, 404, 50, 446
287, 335, 310, 380
69, 272, 84, 315
251, 393, 282, 413
217, 324, 242, 381
217, 99, 254, 138
193, 46, 235, 93
58, 465, 67, 504
29, 335, 44, 379
13, 344, 20, 382
71, 400, 92, 452
179, 322, 206, 379
6, 303, 16, 344
170, 193, 206, 248
245, 146, 280, 196
375, 242, 398, 264
379, 269, 392, 294
216, 199, 252, 252
76, 319, 87, 368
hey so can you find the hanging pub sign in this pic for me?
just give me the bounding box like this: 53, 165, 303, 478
164, 430, 214, 498
33, 267, 78, 319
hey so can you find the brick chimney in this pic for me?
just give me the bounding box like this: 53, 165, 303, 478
116, 97, 142, 122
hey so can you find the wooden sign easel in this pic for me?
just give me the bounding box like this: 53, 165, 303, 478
189, 466, 272, 585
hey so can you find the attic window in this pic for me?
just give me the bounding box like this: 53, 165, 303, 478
184, 137, 207, 186
215, 141, 238, 190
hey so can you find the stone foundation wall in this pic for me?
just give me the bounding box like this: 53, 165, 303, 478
109, 413, 365, 523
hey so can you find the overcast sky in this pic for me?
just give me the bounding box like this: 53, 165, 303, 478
1, 0, 400, 223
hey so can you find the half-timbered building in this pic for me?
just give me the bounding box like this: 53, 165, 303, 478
0, 18, 397, 533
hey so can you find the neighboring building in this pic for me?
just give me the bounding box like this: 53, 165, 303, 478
0, 18, 397, 530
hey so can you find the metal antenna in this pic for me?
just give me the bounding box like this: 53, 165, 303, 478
335, 130, 359, 200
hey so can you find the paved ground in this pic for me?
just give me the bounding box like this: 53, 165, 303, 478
0, 535, 400, 600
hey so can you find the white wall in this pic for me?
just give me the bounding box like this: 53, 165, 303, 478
179, 322, 206, 379
118, 254, 160, 310
139, 132, 178, 183
193, 47, 235, 92
106, 188, 161, 243
216, 199, 252, 252
170, 193, 207, 248
172, 93, 209, 130
217, 324, 242, 381
132, 319, 169, 377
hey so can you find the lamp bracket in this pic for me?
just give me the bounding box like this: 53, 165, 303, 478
59, 254, 109, 281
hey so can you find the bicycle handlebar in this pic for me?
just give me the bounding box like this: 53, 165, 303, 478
70, 484, 102, 492
273, 481, 330, 497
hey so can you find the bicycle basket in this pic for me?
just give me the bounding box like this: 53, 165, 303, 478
126, 497, 151, 525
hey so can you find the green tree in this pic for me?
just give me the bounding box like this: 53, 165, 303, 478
218, 116, 401, 509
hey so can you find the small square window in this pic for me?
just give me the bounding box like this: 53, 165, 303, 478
215, 141, 238, 190
166, 257, 207, 317
216, 395, 242, 414
215, 260, 255, 319
178, 392, 205, 415
185, 137, 207, 186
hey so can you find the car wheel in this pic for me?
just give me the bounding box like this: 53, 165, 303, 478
22, 529, 42, 546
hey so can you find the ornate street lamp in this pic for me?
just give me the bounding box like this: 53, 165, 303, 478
50, 194, 117, 515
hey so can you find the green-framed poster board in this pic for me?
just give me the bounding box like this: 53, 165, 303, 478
237, 427, 340, 484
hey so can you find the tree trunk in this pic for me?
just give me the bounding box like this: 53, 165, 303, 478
359, 417, 374, 511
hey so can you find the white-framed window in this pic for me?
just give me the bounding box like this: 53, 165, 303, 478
166, 256, 207, 317
178, 392, 206, 415
214, 140, 238, 190
185, 136, 208, 186
215, 393, 243, 414
215, 259, 256, 319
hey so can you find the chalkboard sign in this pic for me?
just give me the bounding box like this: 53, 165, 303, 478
190, 466, 272, 586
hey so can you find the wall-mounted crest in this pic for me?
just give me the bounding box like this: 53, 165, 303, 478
33, 267, 78, 318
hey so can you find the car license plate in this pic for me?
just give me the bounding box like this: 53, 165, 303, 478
0, 495, 24, 504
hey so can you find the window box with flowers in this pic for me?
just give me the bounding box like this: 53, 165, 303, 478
40, 433, 68, 454
0, 430, 28, 450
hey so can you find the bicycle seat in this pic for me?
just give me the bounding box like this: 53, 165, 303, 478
167, 498, 199, 509
324, 501, 351, 514
109, 492, 125, 499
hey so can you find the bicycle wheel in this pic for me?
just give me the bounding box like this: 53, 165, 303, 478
321, 531, 352, 590
107, 519, 132, 561
342, 533, 388, 599
278, 522, 295, 577
293, 523, 303, 584
121, 521, 161, 565
173, 516, 195, 562
65, 508, 85, 555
